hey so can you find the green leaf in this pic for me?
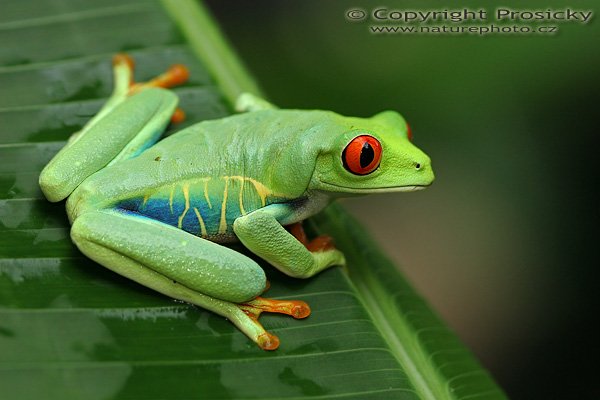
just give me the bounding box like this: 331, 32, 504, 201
0, 1, 507, 399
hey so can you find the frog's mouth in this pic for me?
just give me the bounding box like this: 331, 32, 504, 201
316, 180, 430, 194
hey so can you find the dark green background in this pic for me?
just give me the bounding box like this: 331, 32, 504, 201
206, 1, 598, 398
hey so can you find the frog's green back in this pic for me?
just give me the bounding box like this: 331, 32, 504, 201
66, 109, 357, 240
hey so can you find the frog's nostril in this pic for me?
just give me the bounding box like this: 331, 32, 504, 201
415, 163, 421, 170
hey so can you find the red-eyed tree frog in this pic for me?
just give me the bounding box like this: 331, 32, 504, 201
39, 55, 434, 350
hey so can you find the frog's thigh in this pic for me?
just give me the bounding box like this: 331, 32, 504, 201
39, 88, 177, 202
71, 210, 266, 304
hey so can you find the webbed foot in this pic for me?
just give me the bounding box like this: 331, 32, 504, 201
113, 53, 189, 123
237, 296, 311, 351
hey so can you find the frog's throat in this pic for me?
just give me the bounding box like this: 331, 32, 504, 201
317, 180, 430, 194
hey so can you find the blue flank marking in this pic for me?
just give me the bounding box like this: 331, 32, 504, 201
117, 196, 228, 237
144, 199, 182, 228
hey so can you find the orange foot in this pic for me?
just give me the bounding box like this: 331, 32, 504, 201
112, 53, 189, 123
238, 296, 311, 351
288, 221, 336, 252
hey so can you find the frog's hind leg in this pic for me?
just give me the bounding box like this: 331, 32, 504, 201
69, 54, 188, 148
39, 88, 177, 202
39, 55, 189, 203
123, 54, 189, 123
71, 209, 309, 350
124, 54, 189, 94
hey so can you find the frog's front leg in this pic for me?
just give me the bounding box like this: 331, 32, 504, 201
233, 204, 346, 278
71, 209, 309, 350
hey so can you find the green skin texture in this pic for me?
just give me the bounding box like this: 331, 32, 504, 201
38, 60, 434, 348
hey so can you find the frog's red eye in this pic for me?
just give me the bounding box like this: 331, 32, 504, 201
342, 135, 382, 175
406, 124, 413, 141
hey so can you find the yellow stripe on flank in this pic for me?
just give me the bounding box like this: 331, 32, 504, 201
169, 186, 175, 214
203, 179, 212, 208
141, 194, 149, 210
178, 183, 190, 229
238, 178, 246, 215
229, 175, 280, 207
193, 207, 207, 237
218, 178, 229, 234
249, 178, 270, 207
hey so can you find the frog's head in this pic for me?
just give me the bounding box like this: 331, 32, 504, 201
310, 110, 434, 195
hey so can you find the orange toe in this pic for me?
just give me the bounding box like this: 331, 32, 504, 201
170, 108, 186, 124
257, 332, 280, 351
290, 301, 311, 319
113, 53, 135, 70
